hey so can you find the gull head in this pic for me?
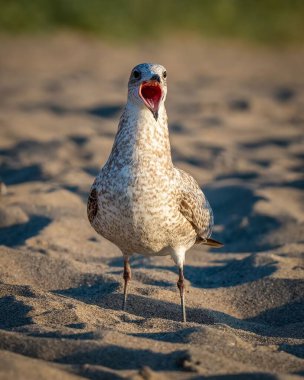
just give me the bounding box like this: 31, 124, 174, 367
128, 63, 167, 120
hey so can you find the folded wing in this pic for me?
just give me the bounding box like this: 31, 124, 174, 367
176, 168, 223, 248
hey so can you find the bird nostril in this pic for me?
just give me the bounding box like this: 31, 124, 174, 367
151, 74, 161, 83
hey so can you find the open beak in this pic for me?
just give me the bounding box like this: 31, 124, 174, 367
139, 80, 162, 120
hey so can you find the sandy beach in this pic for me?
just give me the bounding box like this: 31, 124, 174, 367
0, 34, 303, 379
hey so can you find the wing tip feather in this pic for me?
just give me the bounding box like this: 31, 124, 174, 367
203, 238, 224, 248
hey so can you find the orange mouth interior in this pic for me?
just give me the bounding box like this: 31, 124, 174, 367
139, 81, 162, 114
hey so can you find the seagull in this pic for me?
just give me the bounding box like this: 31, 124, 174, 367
87, 63, 223, 322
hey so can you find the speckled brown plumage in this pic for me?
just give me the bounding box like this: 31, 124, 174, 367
87, 63, 223, 322
87, 188, 98, 225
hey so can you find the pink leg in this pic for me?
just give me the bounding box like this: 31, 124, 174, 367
177, 267, 186, 322
122, 256, 131, 311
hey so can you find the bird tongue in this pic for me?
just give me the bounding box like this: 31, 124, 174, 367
140, 81, 162, 115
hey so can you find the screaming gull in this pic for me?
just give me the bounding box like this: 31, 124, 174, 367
88, 63, 223, 322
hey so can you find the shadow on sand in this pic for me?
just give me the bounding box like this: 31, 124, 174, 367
204, 184, 282, 253
19, 101, 123, 119
56, 344, 184, 371
54, 274, 304, 340
107, 254, 277, 289
0, 296, 33, 329
0, 215, 51, 247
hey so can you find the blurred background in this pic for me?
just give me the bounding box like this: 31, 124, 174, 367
1, 0, 304, 44
0, 2, 304, 379
0, 0, 303, 234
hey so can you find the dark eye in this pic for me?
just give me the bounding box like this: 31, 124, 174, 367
163, 71, 167, 79
133, 70, 141, 79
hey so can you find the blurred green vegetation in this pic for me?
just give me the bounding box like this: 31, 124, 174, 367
0, 0, 304, 44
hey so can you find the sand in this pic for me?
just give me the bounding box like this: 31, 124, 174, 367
0, 34, 303, 379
